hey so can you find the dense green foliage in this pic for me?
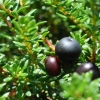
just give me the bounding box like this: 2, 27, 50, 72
0, 0, 100, 100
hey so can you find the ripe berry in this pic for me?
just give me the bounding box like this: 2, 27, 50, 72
55, 37, 81, 62
45, 56, 61, 76
76, 62, 100, 80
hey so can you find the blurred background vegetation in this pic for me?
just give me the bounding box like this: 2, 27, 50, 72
29, 0, 71, 43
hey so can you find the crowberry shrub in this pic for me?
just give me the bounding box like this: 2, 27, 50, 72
0, 0, 100, 100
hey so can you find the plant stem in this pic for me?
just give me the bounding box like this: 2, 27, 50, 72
43, 38, 55, 51
53, 2, 91, 36
0, 4, 38, 65
53, 1, 97, 62
90, 1, 97, 62
0, 4, 12, 16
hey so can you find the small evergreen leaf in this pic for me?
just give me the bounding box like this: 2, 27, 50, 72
13, 41, 26, 47
3, 77, 13, 83
25, 9, 37, 16
0, 92, 10, 100
56, 13, 67, 19
25, 91, 32, 97
0, 83, 6, 92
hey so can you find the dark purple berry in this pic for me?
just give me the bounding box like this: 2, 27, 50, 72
45, 56, 61, 76
76, 62, 100, 80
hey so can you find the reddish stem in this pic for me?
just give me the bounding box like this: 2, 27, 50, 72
44, 38, 55, 51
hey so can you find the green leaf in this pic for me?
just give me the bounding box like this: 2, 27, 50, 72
3, 77, 13, 82
12, 11, 18, 18
12, 21, 21, 32
17, 5, 29, 13
25, 91, 32, 97
4, 0, 11, 5
45, 0, 52, 5
0, 33, 12, 40
18, 73, 28, 77
5, 1, 14, 8
0, 10, 6, 14
0, 83, 6, 92
35, 21, 47, 26
11, 1, 19, 11
0, 92, 10, 100
33, 69, 41, 74
21, 60, 29, 72
0, 53, 5, 60
26, 20, 36, 29
56, 13, 67, 19
27, 27, 37, 33
25, 9, 37, 16
13, 41, 26, 47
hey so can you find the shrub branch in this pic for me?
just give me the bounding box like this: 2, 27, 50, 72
43, 38, 55, 51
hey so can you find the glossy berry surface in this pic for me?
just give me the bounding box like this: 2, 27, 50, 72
76, 62, 100, 80
45, 56, 61, 76
55, 37, 81, 62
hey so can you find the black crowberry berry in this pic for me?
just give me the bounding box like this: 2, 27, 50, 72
55, 37, 81, 62
76, 62, 100, 80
